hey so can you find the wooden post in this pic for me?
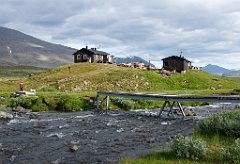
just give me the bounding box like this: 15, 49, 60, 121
168, 101, 176, 117
106, 96, 109, 112
158, 101, 168, 117
177, 101, 185, 117
96, 95, 99, 110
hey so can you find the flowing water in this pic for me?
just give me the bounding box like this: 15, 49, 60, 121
0, 103, 238, 163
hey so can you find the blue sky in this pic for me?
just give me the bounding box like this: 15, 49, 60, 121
1, 0, 240, 69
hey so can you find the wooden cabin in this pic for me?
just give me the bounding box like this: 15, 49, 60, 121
72, 46, 114, 63
162, 55, 192, 72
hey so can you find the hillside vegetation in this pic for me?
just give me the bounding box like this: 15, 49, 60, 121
0, 65, 48, 92
0, 65, 48, 78
1, 62, 240, 112
19, 63, 240, 93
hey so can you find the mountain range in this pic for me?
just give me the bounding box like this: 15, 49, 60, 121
114, 56, 156, 67
0, 26, 76, 68
222, 70, 240, 77
0, 26, 155, 68
201, 64, 233, 76
1, 26, 239, 76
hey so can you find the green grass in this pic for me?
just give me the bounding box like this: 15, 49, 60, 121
0, 65, 48, 78
1, 63, 240, 94
121, 134, 239, 164
0, 65, 48, 92
12, 63, 239, 93
1, 63, 240, 111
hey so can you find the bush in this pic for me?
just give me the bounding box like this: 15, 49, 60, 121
54, 95, 94, 112
56, 95, 68, 111
43, 97, 58, 110
170, 134, 208, 160
198, 110, 240, 137
110, 97, 135, 110
222, 138, 240, 163
20, 96, 38, 109
32, 103, 48, 112
8, 94, 95, 112
65, 98, 84, 112
133, 99, 162, 109
222, 139, 240, 163
9, 97, 21, 108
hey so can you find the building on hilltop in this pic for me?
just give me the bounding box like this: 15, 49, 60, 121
72, 46, 114, 63
162, 55, 192, 72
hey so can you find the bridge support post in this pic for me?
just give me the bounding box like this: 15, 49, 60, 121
159, 100, 185, 118
177, 101, 185, 117
106, 96, 109, 112
95, 95, 99, 110
167, 101, 176, 117
158, 100, 168, 117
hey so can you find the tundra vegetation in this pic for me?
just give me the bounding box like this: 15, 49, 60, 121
1, 63, 240, 112
121, 109, 240, 163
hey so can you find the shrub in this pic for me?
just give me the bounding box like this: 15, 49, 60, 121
198, 110, 240, 137
170, 134, 208, 160
32, 103, 48, 112
65, 98, 84, 112
9, 97, 21, 108
222, 139, 240, 163
56, 95, 68, 111
19, 96, 38, 109
110, 97, 135, 110
133, 99, 162, 109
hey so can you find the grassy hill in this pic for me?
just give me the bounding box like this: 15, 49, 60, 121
0, 65, 48, 92
17, 63, 240, 94
1, 63, 240, 111
0, 65, 48, 78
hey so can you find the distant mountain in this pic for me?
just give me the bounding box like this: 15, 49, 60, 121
223, 70, 240, 77
201, 64, 232, 76
0, 26, 77, 68
114, 56, 156, 68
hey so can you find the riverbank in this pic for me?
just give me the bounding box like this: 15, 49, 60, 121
0, 103, 237, 163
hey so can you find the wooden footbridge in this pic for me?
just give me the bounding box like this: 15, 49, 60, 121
95, 92, 240, 117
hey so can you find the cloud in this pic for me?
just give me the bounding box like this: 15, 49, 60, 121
1, 0, 240, 69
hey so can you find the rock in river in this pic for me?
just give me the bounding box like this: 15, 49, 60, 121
0, 111, 13, 119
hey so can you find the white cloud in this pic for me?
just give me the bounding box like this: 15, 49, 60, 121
1, 0, 240, 69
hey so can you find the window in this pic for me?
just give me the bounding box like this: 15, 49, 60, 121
83, 54, 88, 60
77, 54, 81, 59
164, 61, 169, 67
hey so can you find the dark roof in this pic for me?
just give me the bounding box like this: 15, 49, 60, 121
162, 55, 191, 63
73, 48, 110, 56
87, 48, 110, 56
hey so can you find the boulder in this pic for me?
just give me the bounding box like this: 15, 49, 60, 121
0, 111, 13, 119
69, 144, 79, 152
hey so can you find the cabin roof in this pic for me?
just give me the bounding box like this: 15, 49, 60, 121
73, 48, 110, 56
162, 55, 191, 63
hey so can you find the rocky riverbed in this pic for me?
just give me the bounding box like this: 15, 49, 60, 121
0, 103, 238, 164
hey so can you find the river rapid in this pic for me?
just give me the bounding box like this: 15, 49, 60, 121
0, 103, 238, 164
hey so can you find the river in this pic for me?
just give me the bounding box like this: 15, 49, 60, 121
0, 103, 238, 163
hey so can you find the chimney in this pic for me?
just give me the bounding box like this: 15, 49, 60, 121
86, 46, 88, 49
